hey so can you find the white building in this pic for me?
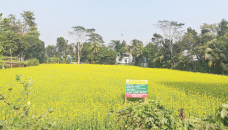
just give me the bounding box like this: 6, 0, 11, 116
116, 53, 135, 64
182, 50, 197, 61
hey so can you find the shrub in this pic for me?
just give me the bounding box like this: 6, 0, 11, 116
112, 99, 223, 129
0, 75, 56, 129
28, 58, 39, 66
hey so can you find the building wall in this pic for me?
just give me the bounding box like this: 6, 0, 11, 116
116, 53, 134, 64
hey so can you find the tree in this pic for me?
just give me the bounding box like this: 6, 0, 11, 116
0, 11, 45, 63
109, 40, 128, 62
68, 26, 95, 64
143, 42, 156, 60
46, 45, 57, 57
87, 33, 104, 44
1, 31, 23, 56
96, 45, 117, 64
56, 37, 68, 57
155, 20, 185, 65
217, 19, 228, 36
205, 35, 228, 74
66, 43, 75, 59
91, 41, 100, 55
202, 20, 228, 74
20, 11, 40, 37
80, 42, 92, 63
130, 39, 144, 65
24, 35, 45, 62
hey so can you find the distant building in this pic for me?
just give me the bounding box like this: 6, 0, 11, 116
116, 53, 134, 64
182, 50, 198, 61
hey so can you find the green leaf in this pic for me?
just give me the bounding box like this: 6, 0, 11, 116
48, 108, 54, 113
13, 116, 19, 124
15, 97, 22, 103
13, 105, 20, 110
221, 108, 228, 118
34, 125, 40, 130
48, 122, 52, 128
0, 95, 4, 100
53, 121, 57, 127
16, 75, 21, 82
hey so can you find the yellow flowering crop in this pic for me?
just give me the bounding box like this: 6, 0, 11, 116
0, 64, 228, 128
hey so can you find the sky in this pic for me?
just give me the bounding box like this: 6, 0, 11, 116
1, 0, 228, 47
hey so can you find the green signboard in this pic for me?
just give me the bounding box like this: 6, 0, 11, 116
126, 80, 148, 98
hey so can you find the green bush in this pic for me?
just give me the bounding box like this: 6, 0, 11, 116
28, 58, 39, 66
203, 104, 228, 129
115, 99, 184, 129
112, 99, 223, 130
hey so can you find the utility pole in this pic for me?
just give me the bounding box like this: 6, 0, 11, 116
78, 42, 79, 64
10, 48, 12, 68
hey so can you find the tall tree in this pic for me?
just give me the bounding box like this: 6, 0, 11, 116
155, 20, 185, 65
68, 26, 95, 64
56, 37, 68, 57
91, 41, 100, 55
24, 35, 45, 62
20, 11, 39, 37
202, 20, 228, 74
130, 39, 144, 65
66, 43, 75, 59
46, 45, 57, 57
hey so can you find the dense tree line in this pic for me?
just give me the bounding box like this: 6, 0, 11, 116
0, 11, 45, 63
110, 20, 228, 75
46, 33, 117, 64
1, 11, 228, 74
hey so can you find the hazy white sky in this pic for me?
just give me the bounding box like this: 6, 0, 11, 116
1, 0, 228, 46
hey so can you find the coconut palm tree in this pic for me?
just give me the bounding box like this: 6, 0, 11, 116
204, 19, 228, 74
130, 39, 144, 65
91, 41, 100, 55
205, 35, 228, 74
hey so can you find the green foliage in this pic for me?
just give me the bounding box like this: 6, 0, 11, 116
0, 58, 39, 69
27, 58, 39, 66
0, 31, 23, 56
24, 35, 45, 63
216, 104, 228, 127
0, 11, 46, 63
47, 57, 59, 64
56, 37, 68, 57
115, 99, 183, 129
203, 104, 228, 129
0, 75, 56, 129
113, 99, 223, 130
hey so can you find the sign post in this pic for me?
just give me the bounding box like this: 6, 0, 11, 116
125, 79, 148, 105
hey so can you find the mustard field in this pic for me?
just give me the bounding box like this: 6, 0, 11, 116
0, 64, 228, 129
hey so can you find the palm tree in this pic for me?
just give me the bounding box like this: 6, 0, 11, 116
109, 40, 121, 52
91, 41, 100, 55
130, 39, 144, 65
205, 35, 228, 74
204, 19, 228, 74
130, 39, 143, 57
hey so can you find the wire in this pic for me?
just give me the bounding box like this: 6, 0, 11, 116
38, 0, 66, 23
